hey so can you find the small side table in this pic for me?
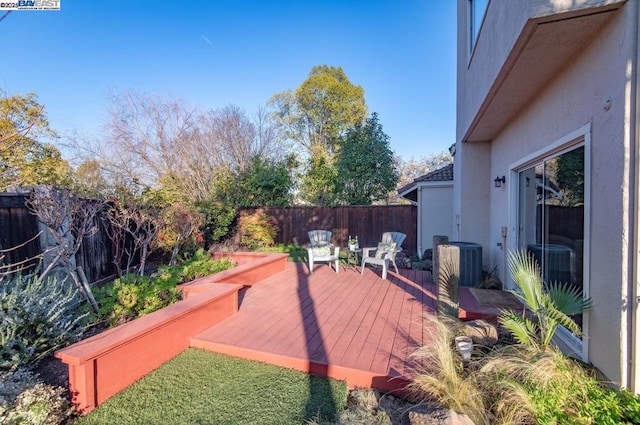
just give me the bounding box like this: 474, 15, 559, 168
345, 248, 362, 270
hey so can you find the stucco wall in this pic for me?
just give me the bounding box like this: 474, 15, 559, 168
475, 5, 633, 385
419, 184, 454, 250
457, 0, 528, 138
453, 141, 491, 266
457, 0, 628, 141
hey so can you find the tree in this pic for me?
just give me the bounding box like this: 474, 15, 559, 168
26, 186, 106, 312
0, 91, 71, 190
98, 90, 288, 206
73, 159, 108, 196
213, 155, 296, 208
396, 150, 453, 189
200, 105, 284, 173
237, 156, 295, 207
103, 90, 200, 192
299, 146, 339, 206
270, 65, 367, 159
335, 113, 399, 205
161, 203, 204, 266
554, 146, 584, 206
104, 194, 161, 277
270, 65, 368, 206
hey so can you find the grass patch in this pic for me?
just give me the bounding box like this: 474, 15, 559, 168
258, 244, 359, 266
258, 244, 365, 268
259, 243, 307, 263
75, 349, 348, 425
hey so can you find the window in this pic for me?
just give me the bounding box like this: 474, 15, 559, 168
517, 145, 586, 331
469, 0, 489, 53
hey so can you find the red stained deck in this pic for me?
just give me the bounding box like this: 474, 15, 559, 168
191, 262, 439, 392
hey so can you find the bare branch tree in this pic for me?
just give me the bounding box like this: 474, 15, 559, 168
103, 195, 161, 277
104, 90, 199, 188
26, 186, 106, 312
102, 199, 129, 277
65, 90, 290, 205
122, 204, 160, 277
395, 151, 453, 188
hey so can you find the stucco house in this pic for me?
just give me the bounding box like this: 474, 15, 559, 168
397, 164, 454, 253
455, 0, 640, 390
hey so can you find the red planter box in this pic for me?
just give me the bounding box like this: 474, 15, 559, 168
55, 252, 288, 414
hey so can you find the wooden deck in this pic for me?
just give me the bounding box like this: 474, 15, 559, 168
191, 262, 513, 392
191, 262, 438, 392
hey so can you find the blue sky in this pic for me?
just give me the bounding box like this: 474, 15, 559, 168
1, 1, 456, 161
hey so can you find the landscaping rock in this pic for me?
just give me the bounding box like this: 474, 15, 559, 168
407, 405, 476, 425
464, 319, 498, 346
411, 259, 432, 270
448, 411, 476, 425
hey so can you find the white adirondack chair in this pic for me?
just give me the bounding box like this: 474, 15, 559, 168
361, 242, 398, 280
360, 232, 406, 279
381, 231, 407, 252
307, 230, 340, 273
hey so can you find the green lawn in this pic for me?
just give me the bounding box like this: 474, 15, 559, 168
75, 349, 348, 425
259, 244, 308, 263
259, 244, 357, 266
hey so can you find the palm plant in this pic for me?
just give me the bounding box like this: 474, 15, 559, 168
500, 250, 591, 351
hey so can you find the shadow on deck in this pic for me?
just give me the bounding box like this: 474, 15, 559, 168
192, 262, 453, 393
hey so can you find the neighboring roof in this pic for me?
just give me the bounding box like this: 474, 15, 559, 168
397, 163, 454, 203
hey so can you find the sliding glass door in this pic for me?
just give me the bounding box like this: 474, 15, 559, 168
517, 145, 585, 329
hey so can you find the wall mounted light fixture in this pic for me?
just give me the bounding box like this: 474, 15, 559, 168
494, 175, 505, 188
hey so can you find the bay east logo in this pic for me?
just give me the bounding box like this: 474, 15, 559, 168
0, 0, 60, 10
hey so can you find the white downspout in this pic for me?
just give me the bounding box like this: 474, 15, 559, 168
417, 186, 423, 258
630, 0, 640, 393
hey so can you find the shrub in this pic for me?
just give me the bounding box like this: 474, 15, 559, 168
5, 383, 73, 425
93, 251, 235, 327
1, 367, 74, 425
93, 274, 181, 327
198, 203, 237, 247
409, 314, 640, 425
618, 388, 640, 423
238, 210, 278, 250
258, 243, 307, 262
335, 389, 392, 425
0, 275, 88, 370
505, 349, 640, 425
408, 315, 534, 425
0, 367, 38, 413
159, 203, 206, 266
181, 249, 235, 282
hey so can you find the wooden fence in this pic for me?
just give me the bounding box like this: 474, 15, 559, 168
0, 194, 41, 270
0, 193, 117, 283
239, 205, 418, 252
2, 194, 418, 282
